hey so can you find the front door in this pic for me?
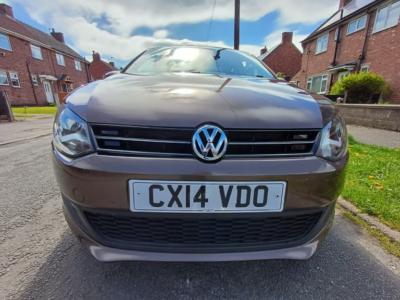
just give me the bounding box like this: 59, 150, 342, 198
43, 81, 54, 103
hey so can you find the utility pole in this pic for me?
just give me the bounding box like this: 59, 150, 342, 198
234, 0, 240, 50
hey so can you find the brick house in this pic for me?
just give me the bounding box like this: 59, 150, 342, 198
89, 51, 119, 80
292, 0, 400, 103
258, 32, 302, 80
0, 3, 91, 106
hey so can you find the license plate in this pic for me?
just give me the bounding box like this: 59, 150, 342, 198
129, 181, 286, 213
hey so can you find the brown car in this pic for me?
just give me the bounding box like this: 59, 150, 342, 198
52, 46, 348, 262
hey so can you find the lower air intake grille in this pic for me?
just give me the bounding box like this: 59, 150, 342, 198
85, 211, 321, 247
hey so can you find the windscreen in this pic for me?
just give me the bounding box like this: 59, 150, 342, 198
124, 47, 274, 78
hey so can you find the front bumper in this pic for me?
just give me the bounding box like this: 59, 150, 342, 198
64, 199, 335, 262
53, 148, 347, 261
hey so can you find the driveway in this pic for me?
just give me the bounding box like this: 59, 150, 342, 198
0, 136, 399, 300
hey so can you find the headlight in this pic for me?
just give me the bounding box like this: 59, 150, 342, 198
317, 113, 348, 161
53, 107, 94, 157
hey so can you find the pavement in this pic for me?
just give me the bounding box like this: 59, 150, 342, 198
0, 133, 399, 299
347, 125, 400, 148
0, 116, 54, 145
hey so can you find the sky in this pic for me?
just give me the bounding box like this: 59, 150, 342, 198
4, 0, 339, 68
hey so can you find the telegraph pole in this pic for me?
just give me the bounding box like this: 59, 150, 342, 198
234, 0, 240, 50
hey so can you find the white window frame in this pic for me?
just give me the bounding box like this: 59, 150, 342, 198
307, 75, 329, 94
334, 28, 339, 41
360, 65, 370, 72
347, 15, 367, 35
315, 34, 329, 54
30, 45, 43, 60
74, 60, 82, 71
0, 71, 9, 85
294, 80, 300, 86
373, 1, 400, 33
9, 72, 21, 88
0, 33, 12, 51
32, 75, 39, 86
56, 53, 65, 66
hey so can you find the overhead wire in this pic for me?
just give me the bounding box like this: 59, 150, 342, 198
206, 0, 218, 42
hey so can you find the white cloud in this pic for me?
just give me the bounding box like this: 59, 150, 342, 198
153, 30, 169, 39
9, 0, 338, 62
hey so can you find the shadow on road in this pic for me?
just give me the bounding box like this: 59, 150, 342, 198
19, 214, 400, 300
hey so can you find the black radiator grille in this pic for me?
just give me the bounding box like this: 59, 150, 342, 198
91, 124, 319, 158
85, 211, 321, 247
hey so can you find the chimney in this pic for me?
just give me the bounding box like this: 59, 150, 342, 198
260, 46, 267, 56
109, 61, 115, 67
51, 28, 65, 44
0, 4, 14, 18
282, 32, 293, 43
92, 51, 101, 62
339, 0, 352, 9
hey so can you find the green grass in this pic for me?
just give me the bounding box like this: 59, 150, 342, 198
343, 135, 400, 230
12, 106, 57, 115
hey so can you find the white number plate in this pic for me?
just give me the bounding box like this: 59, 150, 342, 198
129, 181, 286, 213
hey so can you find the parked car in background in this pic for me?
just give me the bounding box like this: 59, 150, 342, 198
52, 46, 348, 262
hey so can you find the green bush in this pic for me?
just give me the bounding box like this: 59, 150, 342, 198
330, 72, 391, 103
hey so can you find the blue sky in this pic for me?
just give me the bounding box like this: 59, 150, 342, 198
6, 0, 339, 68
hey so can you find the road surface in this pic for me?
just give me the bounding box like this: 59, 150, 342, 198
0, 136, 399, 300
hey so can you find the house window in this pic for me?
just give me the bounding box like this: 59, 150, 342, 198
70, 83, 74, 90
9, 72, 21, 88
373, 1, 400, 33
0, 33, 12, 51
75, 60, 82, 71
334, 28, 339, 41
0, 71, 9, 85
62, 83, 68, 93
347, 16, 367, 35
56, 53, 65, 66
360, 65, 370, 72
32, 75, 38, 86
307, 75, 328, 94
315, 34, 329, 54
294, 80, 300, 86
31, 45, 43, 60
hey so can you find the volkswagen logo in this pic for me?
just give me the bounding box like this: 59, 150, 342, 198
192, 125, 228, 161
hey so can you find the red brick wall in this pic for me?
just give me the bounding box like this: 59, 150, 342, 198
90, 60, 115, 80
262, 43, 302, 78
0, 34, 90, 105
293, 8, 400, 103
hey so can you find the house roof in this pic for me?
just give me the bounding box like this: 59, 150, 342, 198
302, 0, 383, 43
0, 12, 38, 40
18, 21, 85, 61
258, 44, 281, 61
0, 11, 86, 62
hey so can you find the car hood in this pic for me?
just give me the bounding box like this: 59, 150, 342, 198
66, 73, 336, 129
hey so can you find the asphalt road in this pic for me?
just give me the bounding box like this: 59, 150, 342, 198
0, 136, 399, 300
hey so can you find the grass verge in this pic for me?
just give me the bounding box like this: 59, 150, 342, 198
12, 106, 57, 115
342, 210, 400, 258
343, 135, 400, 231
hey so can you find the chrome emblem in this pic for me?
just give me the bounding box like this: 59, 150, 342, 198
192, 125, 228, 161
